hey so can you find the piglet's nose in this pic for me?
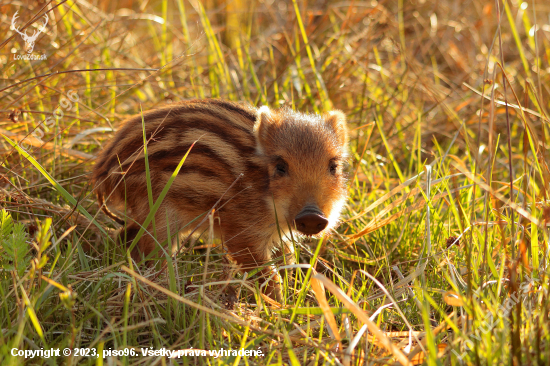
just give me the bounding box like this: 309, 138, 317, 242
294, 206, 328, 236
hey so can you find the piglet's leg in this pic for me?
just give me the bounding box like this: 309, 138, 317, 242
118, 207, 181, 264
229, 247, 283, 302
116, 222, 151, 262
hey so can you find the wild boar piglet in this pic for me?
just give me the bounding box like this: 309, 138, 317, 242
92, 99, 349, 300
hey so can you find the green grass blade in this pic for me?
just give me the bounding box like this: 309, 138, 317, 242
2, 135, 109, 237
127, 142, 195, 256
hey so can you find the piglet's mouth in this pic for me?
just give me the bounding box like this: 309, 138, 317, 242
294, 206, 328, 236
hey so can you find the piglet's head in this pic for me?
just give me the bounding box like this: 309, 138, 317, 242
254, 106, 349, 236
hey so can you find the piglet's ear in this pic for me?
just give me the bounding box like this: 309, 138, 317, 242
254, 106, 276, 154
324, 110, 348, 147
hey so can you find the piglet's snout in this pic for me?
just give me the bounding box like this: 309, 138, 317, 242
294, 206, 328, 235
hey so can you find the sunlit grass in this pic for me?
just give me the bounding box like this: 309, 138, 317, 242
1, 0, 550, 365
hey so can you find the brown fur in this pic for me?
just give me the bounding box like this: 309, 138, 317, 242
92, 99, 349, 300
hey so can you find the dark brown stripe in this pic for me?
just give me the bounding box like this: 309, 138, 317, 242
149, 142, 231, 167
149, 140, 263, 174
116, 144, 242, 194
166, 188, 221, 209
205, 99, 256, 122
119, 225, 139, 246
142, 101, 254, 136
148, 121, 255, 155
162, 161, 232, 180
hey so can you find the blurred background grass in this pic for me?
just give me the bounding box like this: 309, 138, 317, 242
1, 0, 550, 365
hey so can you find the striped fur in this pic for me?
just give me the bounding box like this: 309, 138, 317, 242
92, 99, 349, 300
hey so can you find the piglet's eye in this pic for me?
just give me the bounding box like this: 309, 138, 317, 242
276, 162, 288, 176
329, 162, 338, 175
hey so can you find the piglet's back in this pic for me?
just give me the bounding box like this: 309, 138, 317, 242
92, 99, 268, 217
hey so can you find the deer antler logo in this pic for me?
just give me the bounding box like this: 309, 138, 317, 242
11, 11, 48, 53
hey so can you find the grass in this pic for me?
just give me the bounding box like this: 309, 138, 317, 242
1, 0, 550, 364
